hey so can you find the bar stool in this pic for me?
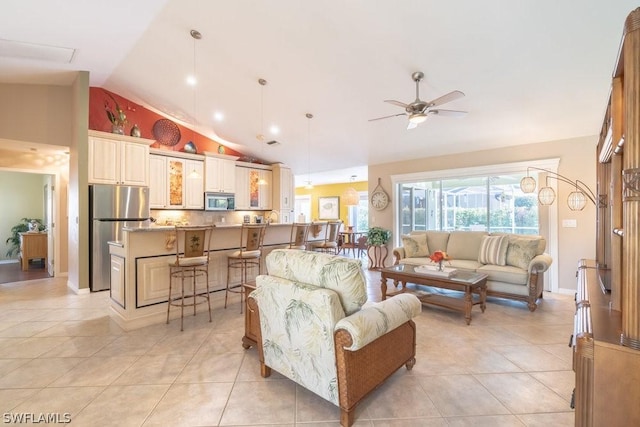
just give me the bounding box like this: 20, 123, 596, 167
309, 220, 342, 254
288, 222, 311, 249
166, 225, 215, 331
225, 223, 268, 312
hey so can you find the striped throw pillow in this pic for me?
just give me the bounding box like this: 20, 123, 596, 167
478, 235, 508, 266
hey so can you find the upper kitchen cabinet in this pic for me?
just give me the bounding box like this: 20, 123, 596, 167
235, 162, 272, 210
204, 153, 238, 193
149, 150, 204, 210
271, 164, 294, 223
88, 130, 153, 186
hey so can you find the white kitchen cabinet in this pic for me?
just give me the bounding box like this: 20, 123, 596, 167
149, 155, 167, 208
149, 151, 204, 209
185, 159, 204, 209
204, 155, 237, 193
110, 255, 125, 308
272, 164, 294, 223
88, 130, 151, 186
235, 163, 272, 210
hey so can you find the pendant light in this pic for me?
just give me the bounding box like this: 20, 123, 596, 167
305, 113, 313, 189
187, 29, 201, 179
257, 78, 267, 185
342, 175, 359, 206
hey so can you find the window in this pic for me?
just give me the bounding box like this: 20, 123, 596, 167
399, 173, 538, 235
347, 192, 369, 232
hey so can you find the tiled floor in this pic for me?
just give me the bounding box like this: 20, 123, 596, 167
0, 266, 575, 426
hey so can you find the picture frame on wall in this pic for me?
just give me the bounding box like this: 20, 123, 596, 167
318, 196, 340, 220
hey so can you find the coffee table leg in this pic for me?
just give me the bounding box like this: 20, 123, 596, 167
480, 285, 487, 312
380, 276, 388, 301
464, 289, 472, 325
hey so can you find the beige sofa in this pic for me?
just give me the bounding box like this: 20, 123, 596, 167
392, 231, 552, 311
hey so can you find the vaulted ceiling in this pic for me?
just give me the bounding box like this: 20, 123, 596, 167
1, 1, 636, 184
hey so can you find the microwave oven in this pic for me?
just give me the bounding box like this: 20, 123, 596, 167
205, 193, 235, 211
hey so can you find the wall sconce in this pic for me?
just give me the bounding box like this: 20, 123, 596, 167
520, 167, 596, 211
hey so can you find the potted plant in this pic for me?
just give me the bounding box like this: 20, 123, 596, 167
5, 218, 45, 258
367, 226, 391, 246
366, 227, 391, 270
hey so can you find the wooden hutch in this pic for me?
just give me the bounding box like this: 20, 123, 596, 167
572, 7, 640, 427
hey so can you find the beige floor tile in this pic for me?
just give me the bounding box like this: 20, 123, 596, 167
12, 386, 104, 424
34, 317, 125, 337
112, 354, 193, 385
0, 357, 30, 377
71, 384, 169, 427
236, 349, 286, 381
0, 388, 40, 412
219, 380, 296, 425
362, 374, 440, 420
39, 335, 118, 357
0, 320, 59, 337
529, 370, 575, 403
474, 372, 571, 414
371, 419, 448, 426
295, 384, 342, 423
417, 374, 510, 417
0, 357, 84, 388
50, 356, 138, 387
142, 382, 233, 426
175, 351, 243, 383
458, 346, 523, 374
145, 329, 211, 355
517, 411, 574, 426
93, 334, 165, 357
444, 414, 526, 426
0, 336, 70, 358
493, 345, 570, 371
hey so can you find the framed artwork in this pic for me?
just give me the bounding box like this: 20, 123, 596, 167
318, 196, 340, 220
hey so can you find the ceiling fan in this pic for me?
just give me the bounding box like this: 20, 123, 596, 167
369, 71, 467, 129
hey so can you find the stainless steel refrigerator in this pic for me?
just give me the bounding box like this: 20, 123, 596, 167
89, 184, 150, 291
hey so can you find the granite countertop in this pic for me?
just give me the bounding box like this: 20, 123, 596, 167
122, 222, 290, 232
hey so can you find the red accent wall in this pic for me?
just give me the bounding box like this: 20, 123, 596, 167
88, 87, 242, 157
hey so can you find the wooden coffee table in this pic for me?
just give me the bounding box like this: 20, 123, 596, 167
380, 264, 488, 325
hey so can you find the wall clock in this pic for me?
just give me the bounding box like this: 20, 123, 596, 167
370, 178, 390, 210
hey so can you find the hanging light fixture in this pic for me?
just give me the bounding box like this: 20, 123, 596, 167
520, 167, 596, 209
187, 29, 201, 178
305, 113, 313, 189
342, 175, 359, 206
257, 78, 267, 185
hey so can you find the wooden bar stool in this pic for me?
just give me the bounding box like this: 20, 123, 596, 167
288, 222, 311, 249
166, 225, 215, 331
225, 223, 268, 312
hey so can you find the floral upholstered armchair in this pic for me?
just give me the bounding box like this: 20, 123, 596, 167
247, 249, 421, 427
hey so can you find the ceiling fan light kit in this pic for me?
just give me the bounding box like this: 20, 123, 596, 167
369, 71, 467, 129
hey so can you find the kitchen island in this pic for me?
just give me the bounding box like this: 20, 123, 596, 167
108, 223, 322, 330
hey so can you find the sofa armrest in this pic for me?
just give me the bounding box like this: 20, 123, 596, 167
392, 247, 406, 265
528, 253, 552, 275
334, 294, 421, 351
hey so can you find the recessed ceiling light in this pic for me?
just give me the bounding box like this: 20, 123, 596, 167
270, 125, 280, 135
214, 112, 224, 121
186, 75, 197, 86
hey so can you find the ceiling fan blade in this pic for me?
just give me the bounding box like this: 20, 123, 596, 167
384, 100, 409, 108
428, 90, 465, 107
406, 121, 418, 130
429, 109, 468, 117
369, 113, 406, 122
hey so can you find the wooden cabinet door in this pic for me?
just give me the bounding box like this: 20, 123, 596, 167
120, 141, 149, 186
259, 170, 273, 209
280, 167, 293, 210
149, 155, 167, 208
185, 159, 204, 209
88, 136, 119, 184
204, 156, 221, 192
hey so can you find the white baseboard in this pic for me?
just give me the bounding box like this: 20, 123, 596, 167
557, 287, 576, 295
0, 260, 19, 265
67, 280, 90, 295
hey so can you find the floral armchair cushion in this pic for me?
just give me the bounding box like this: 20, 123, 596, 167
265, 249, 367, 315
